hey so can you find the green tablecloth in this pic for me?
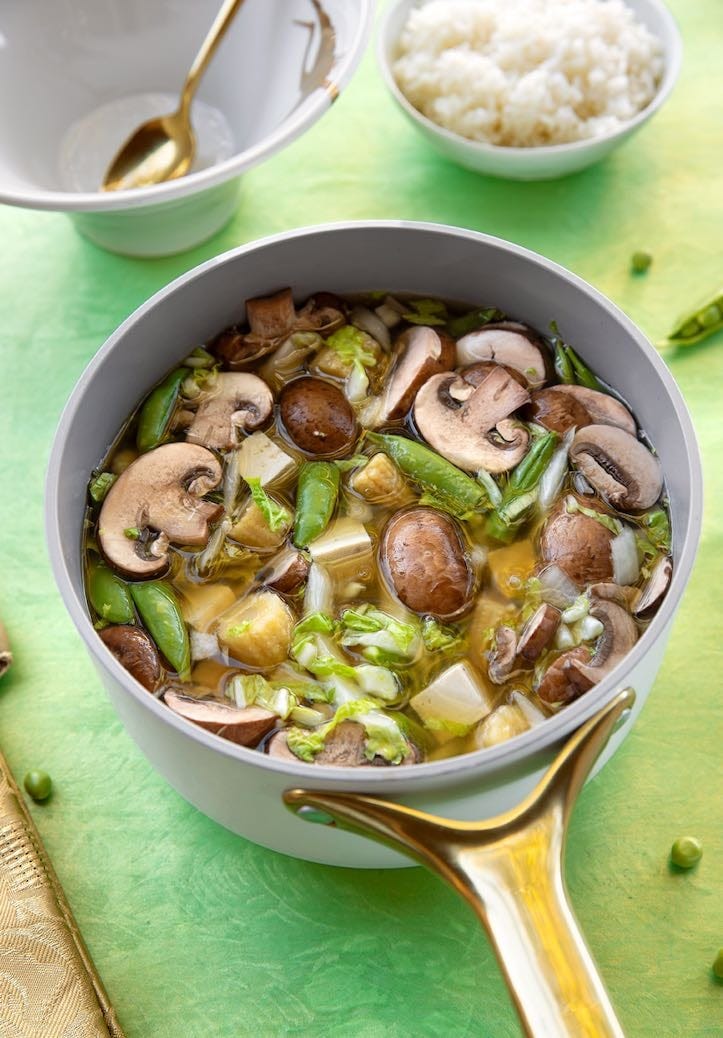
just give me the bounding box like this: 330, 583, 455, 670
0, 2, 721, 1034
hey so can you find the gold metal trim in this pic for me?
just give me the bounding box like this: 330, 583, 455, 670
285, 688, 635, 1038
0, 748, 125, 1036
324, 79, 340, 104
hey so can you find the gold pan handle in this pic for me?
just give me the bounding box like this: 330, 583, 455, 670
285, 688, 635, 1038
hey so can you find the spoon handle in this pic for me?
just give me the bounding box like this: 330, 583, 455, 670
179, 0, 246, 113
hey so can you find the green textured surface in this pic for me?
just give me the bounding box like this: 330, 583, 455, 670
0, 1, 722, 1034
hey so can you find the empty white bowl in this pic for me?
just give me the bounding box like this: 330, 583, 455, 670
377, 0, 682, 181
0, 0, 372, 256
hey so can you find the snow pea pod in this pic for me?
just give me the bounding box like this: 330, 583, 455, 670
136, 367, 189, 453
549, 322, 605, 393
293, 462, 340, 547
662, 289, 723, 348
130, 581, 190, 678
88, 471, 117, 504
366, 433, 487, 516
487, 431, 558, 542
446, 306, 505, 339
87, 559, 134, 623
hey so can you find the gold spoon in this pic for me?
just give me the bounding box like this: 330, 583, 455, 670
102, 0, 246, 192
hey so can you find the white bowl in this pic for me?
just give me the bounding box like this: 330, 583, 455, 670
46, 222, 702, 868
0, 1, 372, 256
377, 0, 682, 181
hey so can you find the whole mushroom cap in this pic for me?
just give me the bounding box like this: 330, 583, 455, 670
539, 500, 615, 585
279, 377, 357, 456
380, 507, 475, 619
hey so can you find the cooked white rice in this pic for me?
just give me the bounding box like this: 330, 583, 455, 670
393, 0, 664, 147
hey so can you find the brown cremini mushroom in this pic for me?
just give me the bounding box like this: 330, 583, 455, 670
413, 366, 530, 473
381, 325, 456, 420
538, 500, 615, 585
633, 556, 672, 616
552, 386, 636, 435
266, 722, 370, 766
267, 721, 417, 767
100, 625, 162, 691
246, 287, 297, 339
460, 361, 528, 389
516, 604, 561, 663
211, 289, 345, 368
570, 425, 663, 511
380, 507, 475, 619
164, 688, 276, 746
98, 443, 222, 579
257, 549, 310, 594
185, 373, 273, 451
528, 386, 637, 436
456, 322, 548, 388
487, 626, 519, 685
565, 598, 638, 690
279, 377, 357, 456
528, 387, 592, 434
537, 646, 592, 705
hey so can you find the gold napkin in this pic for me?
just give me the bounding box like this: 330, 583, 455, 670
0, 624, 125, 1037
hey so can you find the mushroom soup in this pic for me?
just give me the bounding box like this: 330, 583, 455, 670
83, 290, 672, 766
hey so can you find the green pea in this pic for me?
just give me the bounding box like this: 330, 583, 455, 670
712, 949, 723, 980
87, 559, 134, 623
136, 367, 189, 453
366, 432, 487, 517
24, 770, 52, 802
670, 835, 702, 869
699, 303, 722, 329
88, 471, 117, 504
130, 581, 190, 678
446, 306, 505, 338
293, 462, 340, 547
631, 250, 652, 274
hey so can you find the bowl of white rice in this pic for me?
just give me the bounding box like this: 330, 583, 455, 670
378, 0, 681, 179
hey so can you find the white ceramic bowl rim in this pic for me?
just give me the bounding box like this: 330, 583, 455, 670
46, 220, 702, 787
377, 0, 682, 159
0, 2, 373, 213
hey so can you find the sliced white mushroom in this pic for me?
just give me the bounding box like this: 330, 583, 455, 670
186, 373, 273, 451
413, 367, 530, 473
570, 425, 663, 511
381, 325, 456, 421
456, 322, 547, 388
98, 443, 222, 579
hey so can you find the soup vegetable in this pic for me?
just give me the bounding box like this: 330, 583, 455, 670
84, 289, 672, 767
